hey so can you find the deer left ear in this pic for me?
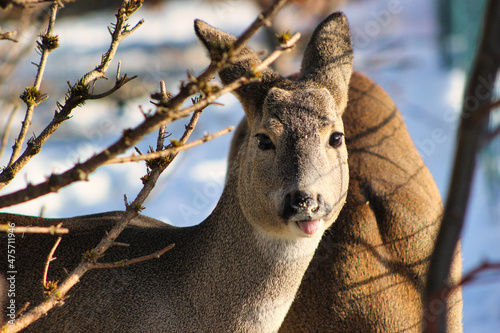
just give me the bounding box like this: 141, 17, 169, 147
194, 20, 285, 121
298, 12, 353, 113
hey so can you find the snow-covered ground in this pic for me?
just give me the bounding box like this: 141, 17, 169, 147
1, 0, 499, 330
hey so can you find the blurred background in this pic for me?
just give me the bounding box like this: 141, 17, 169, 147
1, 0, 499, 330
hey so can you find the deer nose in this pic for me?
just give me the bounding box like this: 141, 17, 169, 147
291, 191, 318, 211
280, 190, 322, 220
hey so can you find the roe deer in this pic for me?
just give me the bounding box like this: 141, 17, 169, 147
0, 12, 353, 333
220, 17, 464, 333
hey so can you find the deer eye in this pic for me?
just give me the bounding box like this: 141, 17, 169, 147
255, 133, 275, 150
329, 132, 344, 148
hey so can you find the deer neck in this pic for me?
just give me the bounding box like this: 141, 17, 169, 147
193, 171, 323, 332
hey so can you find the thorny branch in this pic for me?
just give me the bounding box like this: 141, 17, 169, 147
0, 0, 143, 189
7, 2, 58, 168
90, 244, 175, 270
86, 62, 137, 100
105, 127, 234, 165
0, 223, 68, 234
0, 0, 296, 209
1, 1, 293, 331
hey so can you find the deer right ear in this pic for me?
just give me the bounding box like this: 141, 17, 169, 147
194, 20, 283, 121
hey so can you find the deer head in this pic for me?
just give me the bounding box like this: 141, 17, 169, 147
195, 12, 353, 240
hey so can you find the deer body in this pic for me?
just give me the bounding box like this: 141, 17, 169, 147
1, 13, 353, 333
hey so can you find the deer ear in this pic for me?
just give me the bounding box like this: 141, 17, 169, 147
298, 12, 353, 113
194, 19, 284, 120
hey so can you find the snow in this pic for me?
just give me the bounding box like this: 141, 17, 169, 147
1, 0, 499, 330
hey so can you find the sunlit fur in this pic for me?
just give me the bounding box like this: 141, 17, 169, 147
0, 12, 359, 333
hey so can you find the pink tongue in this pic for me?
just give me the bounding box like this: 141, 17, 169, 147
297, 220, 321, 235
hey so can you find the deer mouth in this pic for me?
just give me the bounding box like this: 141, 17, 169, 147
295, 219, 322, 236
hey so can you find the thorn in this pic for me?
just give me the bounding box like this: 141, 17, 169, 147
116, 61, 122, 82
160, 80, 167, 95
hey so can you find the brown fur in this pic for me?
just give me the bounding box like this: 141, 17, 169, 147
281, 71, 464, 332
1, 12, 356, 333
230, 71, 463, 332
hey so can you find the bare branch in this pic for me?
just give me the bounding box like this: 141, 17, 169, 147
483, 99, 500, 144
487, 125, 500, 142
448, 261, 500, 294
0, 105, 18, 160
153, 0, 289, 110
0, 0, 143, 190
90, 244, 175, 270
0, 5, 299, 209
231, 0, 289, 53
8, 2, 59, 167
1, 2, 291, 331
0, 0, 69, 8
181, 112, 202, 142
0, 223, 69, 234
153, 80, 171, 150
42, 237, 62, 288
424, 0, 500, 331
0, 6, 47, 89
490, 99, 500, 110
253, 32, 301, 72
120, 18, 144, 39
0, 27, 17, 42
105, 126, 234, 164
87, 74, 137, 100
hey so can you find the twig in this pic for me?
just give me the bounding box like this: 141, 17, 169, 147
448, 261, 500, 294
0, 0, 143, 190
0, 27, 17, 42
153, 0, 289, 110
231, 0, 289, 54
424, 0, 500, 332
105, 127, 234, 164
0, 105, 18, 160
486, 125, 500, 142
0, 3, 299, 209
14, 302, 30, 322
0, 5, 47, 90
90, 243, 175, 269
0, 223, 69, 234
42, 237, 62, 287
180, 108, 202, 143
489, 99, 500, 111
0, 0, 68, 8
155, 80, 170, 150
475, 98, 500, 126
484, 99, 500, 144
86, 74, 137, 100
8, 2, 58, 167
253, 32, 300, 72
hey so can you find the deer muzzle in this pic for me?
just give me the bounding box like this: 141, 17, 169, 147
279, 190, 332, 236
